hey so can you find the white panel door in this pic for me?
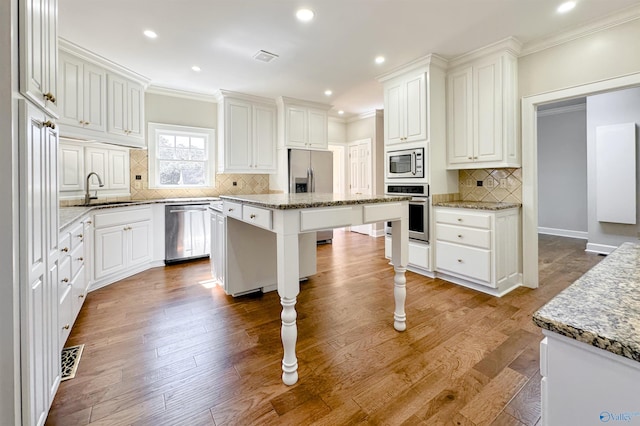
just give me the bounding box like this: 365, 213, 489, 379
94, 226, 127, 279
59, 52, 83, 128
226, 99, 252, 170
108, 149, 129, 190
85, 147, 108, 190
253, 103, 276, 171
349, 140, 372, 235
286, 106, 307, 147
59, 143, 84, 192
128, 220, 152, 268
447, 66, 474, 165
384, 81, 403, 145
107, 74, 128, 137
474, 55, 502, 163
82, 62, 107, 132
307, 108, 328, 149
404, 73, 427, 142
126, 81, 144, 139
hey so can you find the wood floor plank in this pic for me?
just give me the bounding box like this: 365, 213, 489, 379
45, 232, 603, 425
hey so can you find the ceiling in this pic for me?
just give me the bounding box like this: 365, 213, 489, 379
58, 0, 640, 117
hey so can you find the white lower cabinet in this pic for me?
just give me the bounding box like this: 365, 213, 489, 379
385, 237, 432, 273
210, 209, 226, 286
434, 206, 520, 295
93, 207, 152, 284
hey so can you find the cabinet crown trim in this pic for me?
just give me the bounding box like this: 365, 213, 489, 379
448, 36, 522, 69
276, 96, 332, 111
59, 37, 151, 87
215, 89, 276, 105
377, 53, 448, 82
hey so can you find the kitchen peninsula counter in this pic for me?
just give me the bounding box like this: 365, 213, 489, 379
532, 242, 640, 425
220, 192, 411, 386
59, 197, 219, 231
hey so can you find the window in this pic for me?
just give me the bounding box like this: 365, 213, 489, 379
148, 122, 215, 189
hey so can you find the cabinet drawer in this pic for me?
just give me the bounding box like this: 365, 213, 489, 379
436, 209, 491, 229
243, 205, 273, 230
60, 232, 71, 254
223, 201, 242, 220
300, 207, 353, 231
436, 241, 491, 284
70, 243, 85, 279
94, 206, 151, 228
68, 222, 85, 250
436, 223, 491, 249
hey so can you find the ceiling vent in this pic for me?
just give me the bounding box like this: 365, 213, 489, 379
253, 50, 279, 63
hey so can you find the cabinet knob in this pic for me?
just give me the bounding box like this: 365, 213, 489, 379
77, 234, 83, 238
61, 278, 69, 283
63, 324, 70, 330
457, 218, 463, 222
457, 259, 463, 263
79, 294, 84, 299
44, 92, 56, 103
474, 156, 478, 159
468, 156, 473, 160
77, 257, 84, 261
457, 234, 463, 238
43, 120, 56, 130
250, 214, 256, 219
228, 208, 234, 212
61, 247, 69, 252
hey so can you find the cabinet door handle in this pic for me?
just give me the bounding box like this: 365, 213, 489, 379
61, 247, 69, 252
63, 324, 70, 330
250, 214, 256, 219
61, 278, 69, 283
43, 120, 56, 130
44, 92, 56, 103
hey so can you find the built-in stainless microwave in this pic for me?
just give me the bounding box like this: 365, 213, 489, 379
386, 148, 424, 179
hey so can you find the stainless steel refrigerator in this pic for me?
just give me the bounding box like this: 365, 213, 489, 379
288, 148, 333, 243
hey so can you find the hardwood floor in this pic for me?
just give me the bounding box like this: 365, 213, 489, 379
46, 231, 603, 426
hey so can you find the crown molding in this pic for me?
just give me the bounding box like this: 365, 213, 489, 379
448, 36, 522, 69
214, 89, 276, 105
346, 110, 378, 123
276, 96, 332, 111
377, 53, 449, 82
520, 4, 640, 57
537, 103, 586, 117
146, 85, 218, 102
59, 37, 151, 87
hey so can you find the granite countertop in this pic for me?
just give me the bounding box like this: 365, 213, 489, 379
432, 201, 522, 211
59, 197, 219, 231
220, 193, 412, 210
533, 242, 640, 363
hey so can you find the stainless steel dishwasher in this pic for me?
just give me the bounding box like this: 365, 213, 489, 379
165, 203, 210, 264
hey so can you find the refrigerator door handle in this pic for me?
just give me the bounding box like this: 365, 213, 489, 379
309, 168, 315, 192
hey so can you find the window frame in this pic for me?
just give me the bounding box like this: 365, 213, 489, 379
147, 122, 216, 189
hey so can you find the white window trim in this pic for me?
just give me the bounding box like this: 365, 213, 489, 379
147, 122, 216, 189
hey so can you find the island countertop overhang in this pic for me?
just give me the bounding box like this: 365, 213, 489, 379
219, 193, 412, 210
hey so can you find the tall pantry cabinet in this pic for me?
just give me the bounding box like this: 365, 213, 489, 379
19, 0, 61, 424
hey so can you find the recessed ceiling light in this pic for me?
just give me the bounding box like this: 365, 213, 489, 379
375, 56, 385, 65
324, 90, 332, 96
143, 30, 157, 39
192, 66, 201, 72
557, 1, 576, 13
296, 8, 315, 22
338, 110, 344, 115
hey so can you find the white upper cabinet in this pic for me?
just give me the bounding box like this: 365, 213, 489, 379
58, 39, 148, 148
59, 51, 106, 133
446, 38, 521, 169
107, 74, 145, 143
20, 0, 59, 117
59, 141, 84, 192
216, 90, 277, 173
277, 97, 330, 150
383, 72, 427, 145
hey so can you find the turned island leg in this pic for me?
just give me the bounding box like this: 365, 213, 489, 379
391, 209, 409, 332
280, 296, 298, 385
276, 226, 300, 385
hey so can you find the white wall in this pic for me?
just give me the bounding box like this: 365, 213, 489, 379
2, 0, 20, 423
519, 19, 640, 98
328, 117, 346, 144
586, 87, 640, 250
537, 104, 588, 235
145, 92, 216, 129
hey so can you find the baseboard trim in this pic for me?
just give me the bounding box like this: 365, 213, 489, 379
585, 243, 617, 255
538, 227, 588, 240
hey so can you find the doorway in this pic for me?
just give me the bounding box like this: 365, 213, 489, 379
521, 72, 640, 288
348, 138, 372, 235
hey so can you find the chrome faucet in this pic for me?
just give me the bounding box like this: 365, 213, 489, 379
85, 172, 105, 205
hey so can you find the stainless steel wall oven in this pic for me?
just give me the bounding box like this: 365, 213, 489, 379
386, 184, 429, 243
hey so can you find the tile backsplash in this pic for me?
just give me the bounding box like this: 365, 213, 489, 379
458, 168, 522, 203
128, 149, 270, 200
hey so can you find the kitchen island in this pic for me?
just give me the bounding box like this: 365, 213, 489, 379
533, 242, 640, 425
220, 193, 411, 385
